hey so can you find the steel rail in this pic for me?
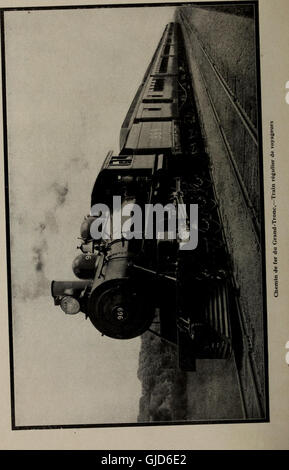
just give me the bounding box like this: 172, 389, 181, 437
180, 12, 258, 147
180, 18, 261, 243
199, 66, 261, 242
207, 135, 265, 419
179, 14, 265, 418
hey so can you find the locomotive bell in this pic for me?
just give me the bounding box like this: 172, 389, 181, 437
72, 253, 98, 279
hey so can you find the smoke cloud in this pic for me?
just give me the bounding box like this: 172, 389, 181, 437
50, 182, 69, 208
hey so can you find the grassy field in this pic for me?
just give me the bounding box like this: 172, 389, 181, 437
137, 332, 187, 423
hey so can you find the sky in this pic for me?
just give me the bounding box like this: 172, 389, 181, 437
5, 5, 175, 426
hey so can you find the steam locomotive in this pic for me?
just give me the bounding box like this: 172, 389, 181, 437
51, 22, 233, 370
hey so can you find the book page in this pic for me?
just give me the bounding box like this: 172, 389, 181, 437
0, 0, 288, 450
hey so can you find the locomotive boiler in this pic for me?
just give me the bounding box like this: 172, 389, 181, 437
51, 22, 233, 370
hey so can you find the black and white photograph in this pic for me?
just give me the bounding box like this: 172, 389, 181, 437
1, 1, 272, 430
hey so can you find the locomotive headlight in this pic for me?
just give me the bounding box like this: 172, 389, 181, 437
60, 296, 80, 315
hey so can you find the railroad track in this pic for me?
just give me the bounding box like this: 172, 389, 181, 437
183, 19, 258, 146
179, 10, 261, 242
179, 11, 258, 142
232, 306, 265, 419
206, 101, 265, 419
197, 66, 261, 244
178, 12, 265, 417
207, 131, 265, 419
208, 143, 265, 419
